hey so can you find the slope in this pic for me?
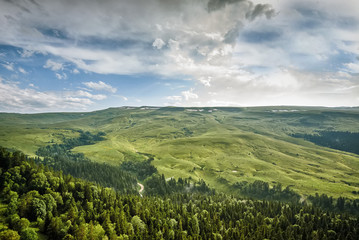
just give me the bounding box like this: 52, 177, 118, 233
1, 106, 359, 198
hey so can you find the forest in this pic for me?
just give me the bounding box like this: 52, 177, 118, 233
1, 147, 359, 240
292, 131, 359, 155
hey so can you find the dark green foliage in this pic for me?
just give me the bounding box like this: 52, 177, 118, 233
36, 130, 105, 162
232, 180, 301, 202
1, 147, 359, 239
308, 193, 359, 215
0, 147, 25, 169
34, 131, 138, 194
120, 158, 157, 181
38, 157, 138, 194
144, 174, 214, 196
20, 228, 38, 240
292, 131, 359, 155
233, 180, 359, 215
30, 198, 47, 220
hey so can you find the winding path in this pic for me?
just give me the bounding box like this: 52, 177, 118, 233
137, 182, 144, 197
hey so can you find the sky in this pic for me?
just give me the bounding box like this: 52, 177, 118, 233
0, 0, 358, 112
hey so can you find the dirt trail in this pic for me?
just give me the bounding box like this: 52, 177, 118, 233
137, 182, 144, 197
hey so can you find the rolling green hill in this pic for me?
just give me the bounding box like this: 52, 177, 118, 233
1, 106, 359, 198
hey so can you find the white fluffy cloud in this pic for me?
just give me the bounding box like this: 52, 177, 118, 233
166, 95, 182, 101
153, 38, 165, 50
0, 78, 95, 112
55, 72, 67, 80
345, 63, 359, 73
18, 67, 27, 74
83, 81, 117, 93
76, 90, 107, 100
43, 59, 63, 71
182, 88, 199, 101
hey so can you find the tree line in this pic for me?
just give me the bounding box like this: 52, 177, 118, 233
35, 130, 138, 194
292, 131, 359, 155
232, 180, 300, 203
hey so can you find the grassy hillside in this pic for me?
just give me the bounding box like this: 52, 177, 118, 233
1, 106, 359, 198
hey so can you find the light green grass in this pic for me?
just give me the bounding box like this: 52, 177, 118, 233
1, 106, 359, 198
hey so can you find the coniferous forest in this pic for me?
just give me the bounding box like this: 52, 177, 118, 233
1, 147, 359, 240
292, 131, 359, 155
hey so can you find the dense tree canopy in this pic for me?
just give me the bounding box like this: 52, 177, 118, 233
292, 131, 359, 155
1, 147, 359, 239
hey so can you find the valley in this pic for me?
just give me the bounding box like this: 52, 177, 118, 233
1, 106, 359, 198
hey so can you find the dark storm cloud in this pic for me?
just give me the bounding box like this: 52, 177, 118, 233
224, 22, 243, 44
207, 0, 275, 21
245, 3, 275, 21
207, 0, 245, 12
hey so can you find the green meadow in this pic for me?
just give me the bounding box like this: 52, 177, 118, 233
1, 106, 359, 198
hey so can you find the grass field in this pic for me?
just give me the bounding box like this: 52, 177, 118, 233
1, 106, 359, 198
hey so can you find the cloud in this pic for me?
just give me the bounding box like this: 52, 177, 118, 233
43, 59, 63, 71
168, 39, 180, 51
55, 72, 67, 80
241, 30, 281, 43
345, 63, 359, 73
18, 67, 27, 74
245, 3, 276, 21
83, 81, 117, 93
1, 0, 358, 109
41, 46, 145, 75
177, 69, 359, 107
114, 95, 128, 101
153, 38, 165, 49
207, 0, 275, 21
207, 0, 244, 12
1, 62, 14, 71
166, 95, 182, 101
76, 90, 107, 100
18, 49, 35, 58
182, 88, 199, 101
199, 76, 212, 87
0, 78, 94, 112
0, 0, 277, 76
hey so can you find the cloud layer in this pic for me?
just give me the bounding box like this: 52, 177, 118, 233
0, 0, 358, 111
